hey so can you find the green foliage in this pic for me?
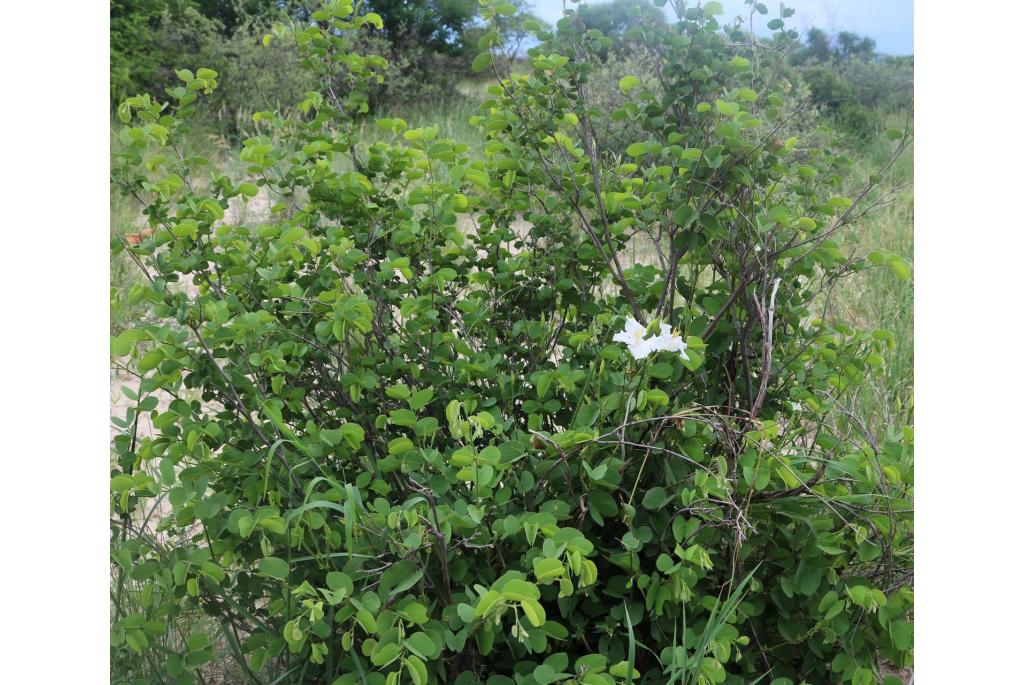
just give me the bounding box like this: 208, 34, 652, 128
791, 27, 912, 137
802, 65, 879, 137
577, 0, 667, 39
110, 2, 913, 684
793, 27, 877, 65
111, 0, 493, 119
366, 0, 480, 55
353, 30, 477, 111
110, 0, 222, 106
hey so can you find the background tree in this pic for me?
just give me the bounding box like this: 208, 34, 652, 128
800, 26, 832, 63
836, 29, 877, 60
364, 0, 479, 55
110, 0, 218, 105
192, 0, 290, 34
577, 0, 666, 39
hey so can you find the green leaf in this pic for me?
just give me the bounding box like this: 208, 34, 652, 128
520, 598, 546, 627
238, 182, 259, 197
619, 76, 642, 93
642, 487, 668, 509
533, 665, 559, 685
715, 99, 740, 117
111, 474, 134, 492
387, 383, 411, 400
320, 428, 343, 446
888, 257, 911, 280
340, 423, 365, 450
533, 557, 565, 581
381, 560, 423, 596
626, 142, 647, 157
388, 437, 414, 455
404, 632, 436, 660
326, 572, 353, 595
889, 620, 912, 650
111, 329, 146, 356
409, 388, 434, 411
406, 654, 429, 685
472, 52, 493, 73
536, 374, 552, 398
258, 557, 289, 580
370, 641, 401, 667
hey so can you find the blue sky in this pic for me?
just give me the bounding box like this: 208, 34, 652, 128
528, 0, 914, 56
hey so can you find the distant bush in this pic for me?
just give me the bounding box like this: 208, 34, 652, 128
203, 20, 316, 135
578, 0, 667, 40
791, 27, 912, 138
584, 43, 664, 153
111, 2, 913, 684
111, 0, 222, 106
836, 57, 914, 112
353, 31, 475, 110
111, 0, 508, 126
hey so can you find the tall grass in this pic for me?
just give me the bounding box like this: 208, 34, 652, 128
830, 112, 914, 432
352, 94, 486, 158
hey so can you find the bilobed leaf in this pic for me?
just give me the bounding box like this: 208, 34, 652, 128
406, 654, 428, 685
111, 329, 147, 356
381, 560, 423, 596
715, 99, 740, 117
533, 557, 565, 581
626, 142, 647, 157
388, 437, 414, 455
889, 620, 912, 650
320, 428, 343, 446
404, 632, 436, 660
520, 598, 546, 627
370, 641, 401, 667
238, 182, 259, 197
888, 257, 911, 280
339, 423, 365, 450
533, 665, 559, 685
111, 474, 133, 492
409, 388, 434, 411
326, 571, 353, 595
258, 557, 289, 580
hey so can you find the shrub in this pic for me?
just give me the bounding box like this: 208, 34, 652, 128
835, 57, 914, 113
352, 31, 475, 110
802, 65, 880, 138
111, 0, 222, 106
110, 2, 913, 684
203, 19, 316, 136
584, 43, 665, 153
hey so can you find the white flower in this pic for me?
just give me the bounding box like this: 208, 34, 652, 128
650, 323, 690, 361
613, 316, 654, 359
614, 318, 689, 361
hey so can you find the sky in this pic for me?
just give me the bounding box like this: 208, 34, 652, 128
528, 0, 914, 56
